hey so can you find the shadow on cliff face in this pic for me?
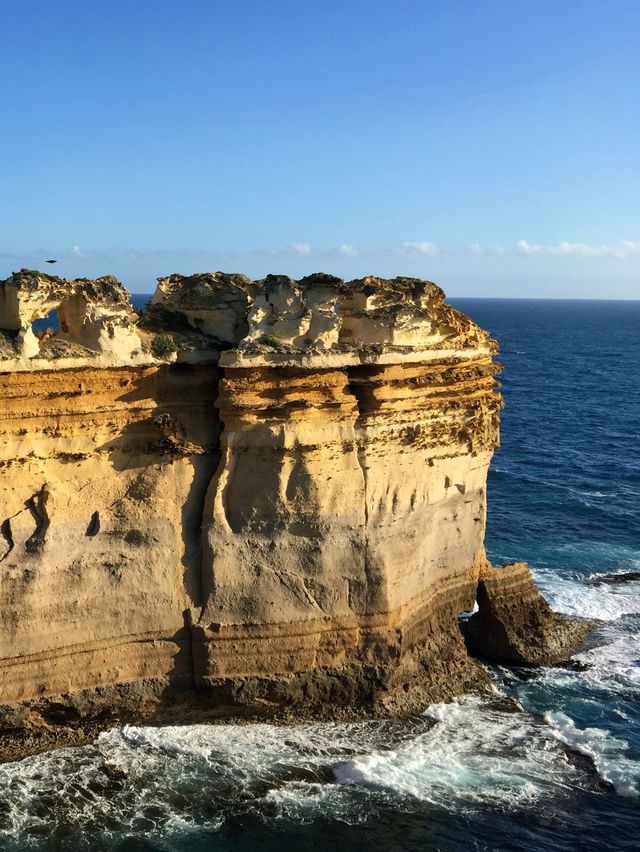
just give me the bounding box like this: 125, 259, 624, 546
93, 362, 221, 610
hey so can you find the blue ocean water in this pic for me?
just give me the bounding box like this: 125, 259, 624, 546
1, 298, 639, 851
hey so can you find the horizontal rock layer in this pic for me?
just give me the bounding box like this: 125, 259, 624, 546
461, 562, 597, 666
0, 272, 592, 758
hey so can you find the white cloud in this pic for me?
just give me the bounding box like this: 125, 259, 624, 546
515, 239, 539, 255
468, 242, 505, 255
290, 242, 312, 255
516, 239, 640, 259
400, 241, 440, 256
71, 244, 83, 256
339, 243, 359, 257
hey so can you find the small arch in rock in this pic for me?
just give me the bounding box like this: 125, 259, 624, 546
32, 308, 60, 339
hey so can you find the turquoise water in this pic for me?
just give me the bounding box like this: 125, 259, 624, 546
2, 298, 639, 850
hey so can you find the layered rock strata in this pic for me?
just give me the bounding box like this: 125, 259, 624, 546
0, 270, 593, 759
461, 562, 597, 666
194, 275, 502, 710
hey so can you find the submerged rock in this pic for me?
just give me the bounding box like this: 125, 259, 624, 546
589, 571, 640, 586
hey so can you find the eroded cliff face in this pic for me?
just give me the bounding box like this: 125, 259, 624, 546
0, 270, 592, 759
194, 275, 502, 710
0, 363, 220, 705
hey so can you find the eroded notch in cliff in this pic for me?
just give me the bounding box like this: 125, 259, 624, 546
1, 518, 14, 561
24, 486, 50, 554
86, 511, 101, 537
461, 563, 596, 667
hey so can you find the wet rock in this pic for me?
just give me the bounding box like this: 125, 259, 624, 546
589, 571, 640, 586
99, 760, 129, 781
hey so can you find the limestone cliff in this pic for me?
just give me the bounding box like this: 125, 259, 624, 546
0, 270, 592, 760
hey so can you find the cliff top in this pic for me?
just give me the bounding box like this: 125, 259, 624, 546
0, 269, 497, 370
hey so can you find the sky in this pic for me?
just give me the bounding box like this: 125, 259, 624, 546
1, 0, 639, 297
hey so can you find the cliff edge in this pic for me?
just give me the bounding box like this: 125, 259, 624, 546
0, 270, 593, 760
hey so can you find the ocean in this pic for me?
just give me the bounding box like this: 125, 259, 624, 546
2, 298, 639, 851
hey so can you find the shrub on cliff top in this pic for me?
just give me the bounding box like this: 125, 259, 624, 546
151, 333, 178, 358
262, 334, 283, 350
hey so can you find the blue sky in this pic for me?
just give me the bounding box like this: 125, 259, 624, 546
1, 0, 639, 297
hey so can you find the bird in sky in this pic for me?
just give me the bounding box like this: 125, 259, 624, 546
45, 259, 58, 264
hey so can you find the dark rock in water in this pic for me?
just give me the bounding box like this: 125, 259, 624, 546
99, 760, 129, 781
589, 571, 640, 586
508, 667, 541, 682
562, 746, 616, 794
115, 838, 164, 852
562, 659, 590, 672
461, 562, 596, 666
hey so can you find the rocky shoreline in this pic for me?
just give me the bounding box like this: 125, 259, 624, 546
0, 270, 594, 761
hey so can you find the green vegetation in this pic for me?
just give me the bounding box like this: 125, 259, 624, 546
151, 333, 178, 357
262, 334, 283, 350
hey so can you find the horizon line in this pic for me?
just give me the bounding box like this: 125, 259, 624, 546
124, 291, 640, 303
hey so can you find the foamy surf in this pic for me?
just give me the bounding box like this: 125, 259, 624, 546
0, 696, 613, 850
334, 695, 593, 809
532, 566, 640, 622
545, 712, 639, 797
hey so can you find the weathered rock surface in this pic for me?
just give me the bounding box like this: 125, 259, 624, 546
460, 562, 597, 666
0, 270, 593, 760
0, 269, 145, 365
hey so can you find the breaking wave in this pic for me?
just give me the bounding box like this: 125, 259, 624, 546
545, 712, 639, 797
0, 695, 618, 851
533, 565, 640, 622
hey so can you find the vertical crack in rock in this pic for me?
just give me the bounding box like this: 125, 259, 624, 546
347, 367, 376, 612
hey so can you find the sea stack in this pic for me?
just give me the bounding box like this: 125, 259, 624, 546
0, 270, 593, 760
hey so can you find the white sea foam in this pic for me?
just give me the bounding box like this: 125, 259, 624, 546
333, 695, 587, 809
533, 567, 640, 622
545, 712, 639, 797
0, 696, 608, 848
573, 629, 640, 692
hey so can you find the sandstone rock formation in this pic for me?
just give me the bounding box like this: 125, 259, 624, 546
149, 271, 256, 344
461, 562, 596, 666
0, 270, 593, 760
0, 269, 144, 365
195, 274, 502, 711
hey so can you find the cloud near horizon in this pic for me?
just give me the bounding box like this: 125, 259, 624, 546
398, 241, 441, 257
2, 238, 640, 268
515, 239, 640, 259
290, 242, 312, 254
